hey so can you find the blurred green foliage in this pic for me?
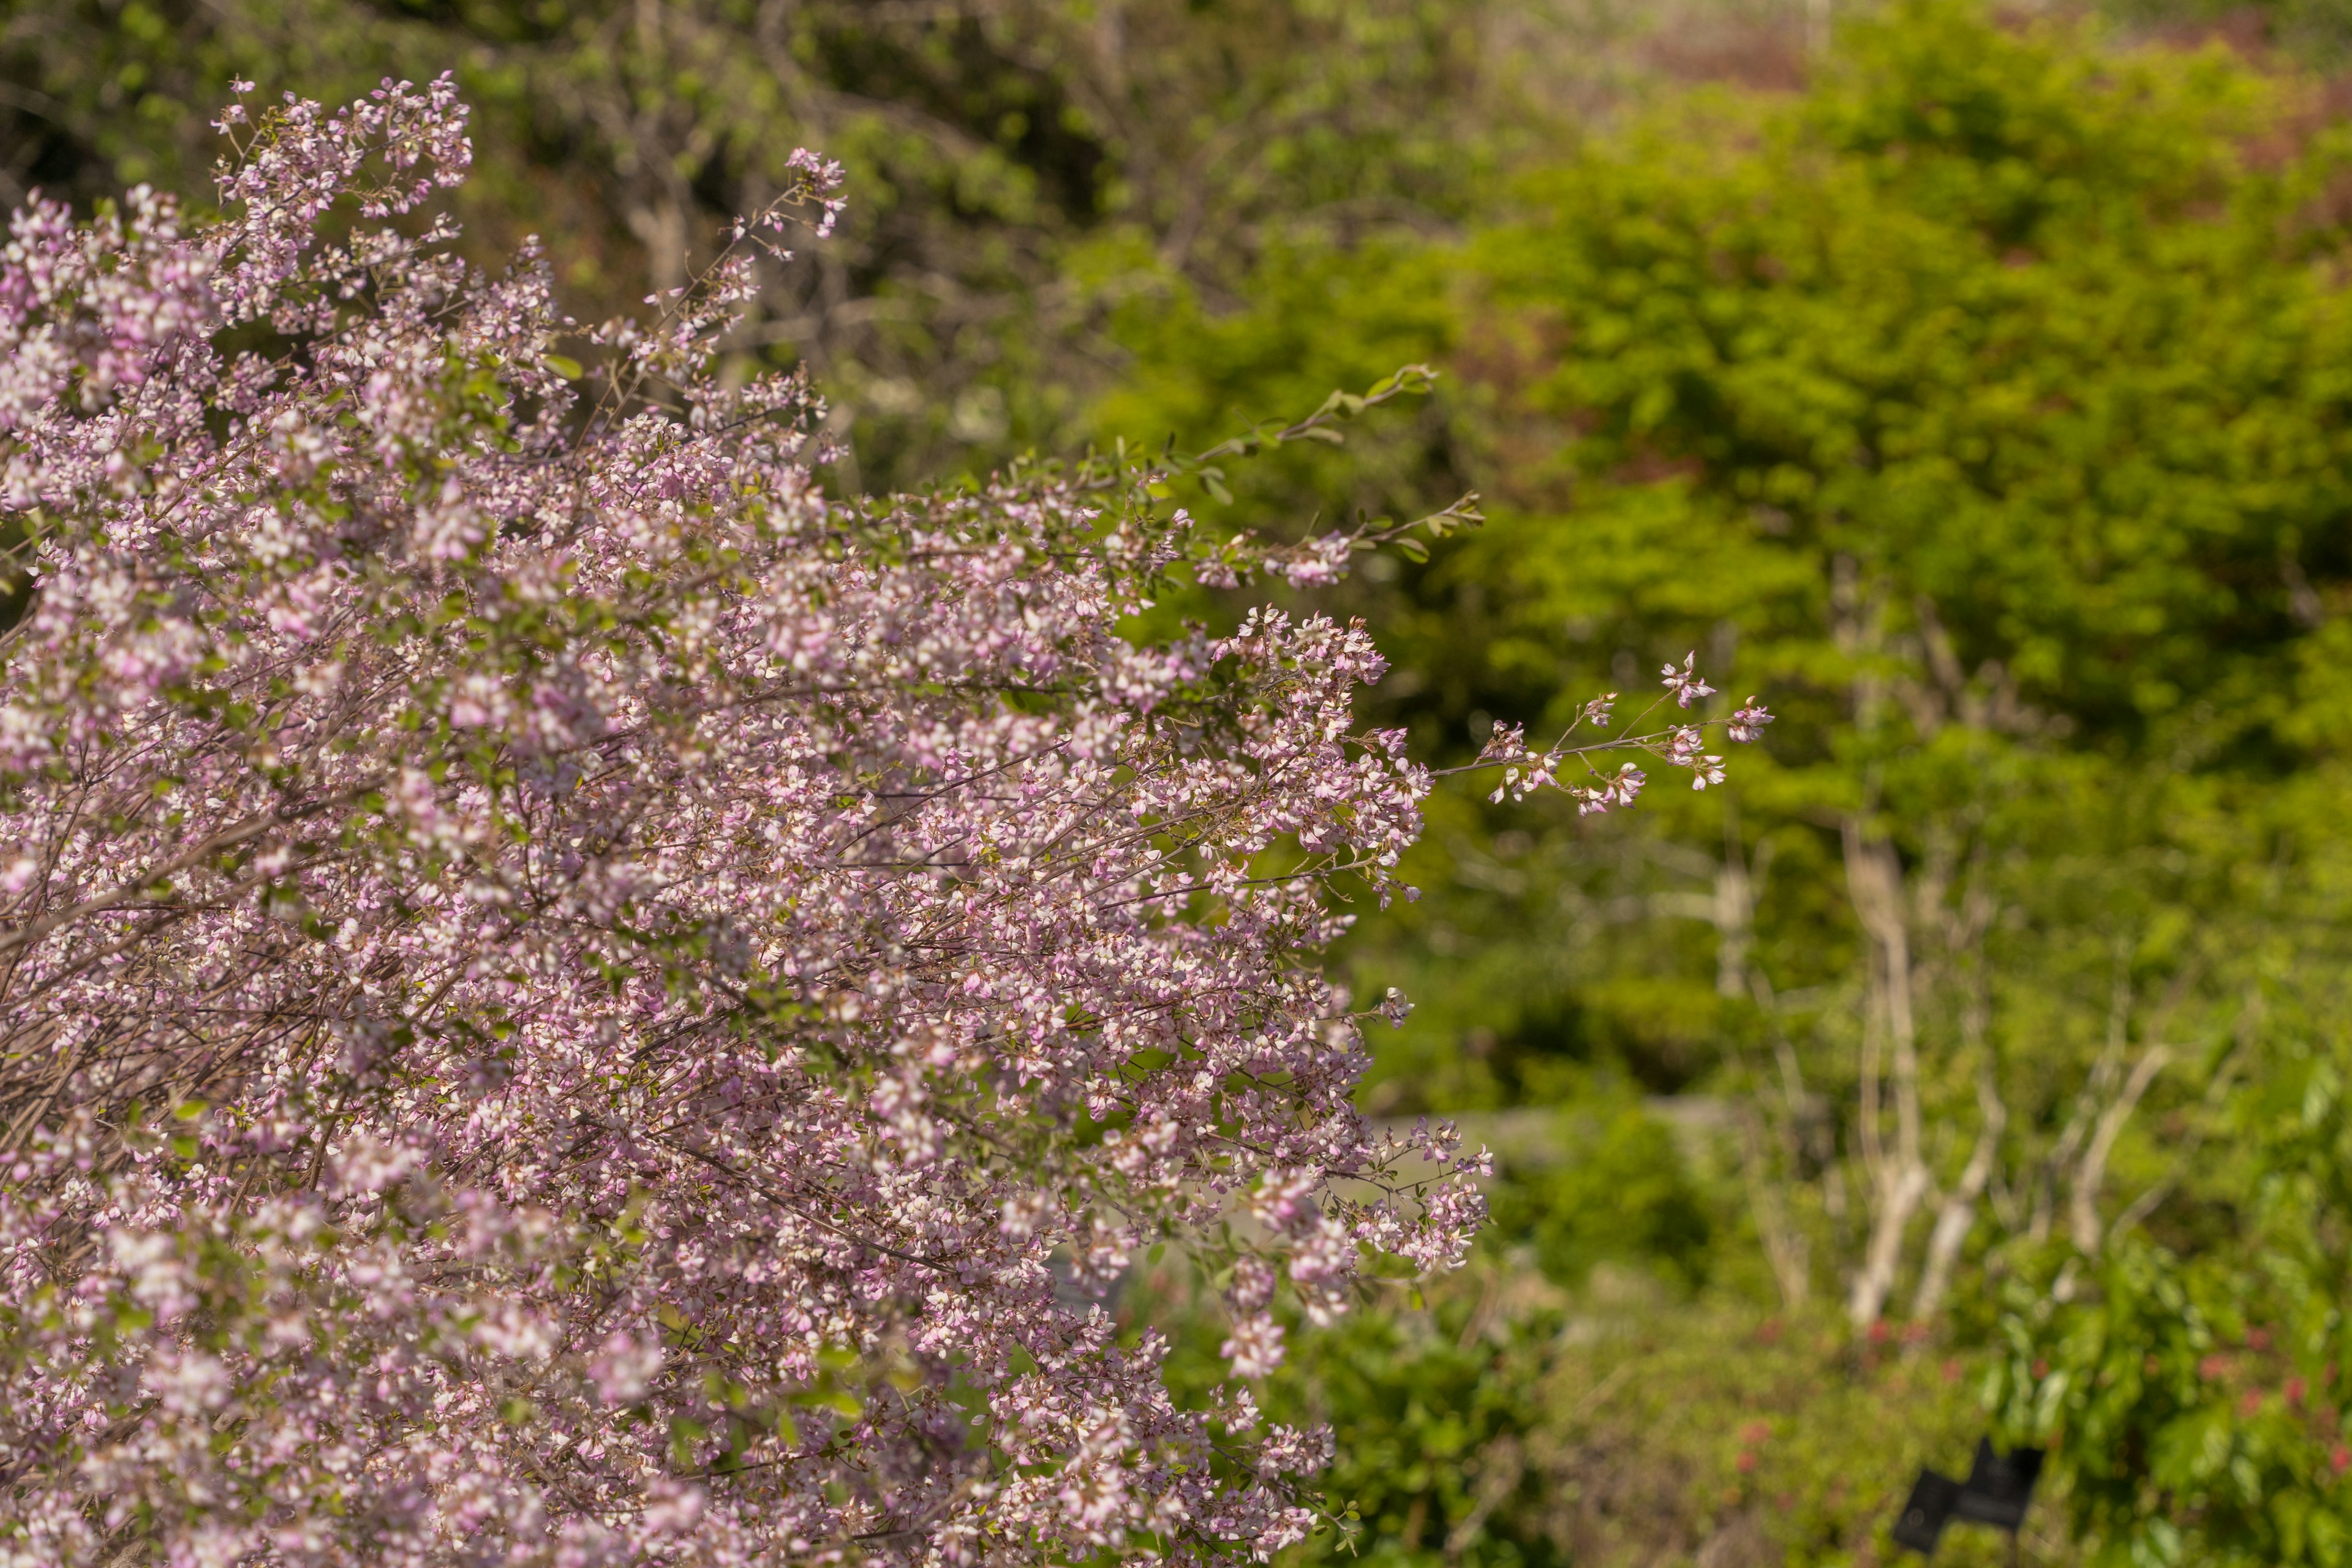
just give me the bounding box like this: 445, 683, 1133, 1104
1133, 1226, 2017, 1568
21, 0, 2352, 1562
1487, 1102, 1718, 1294
1095, 4, 2352, 1562
0, 0, 1544, 488
1988, 984, 2352, 1566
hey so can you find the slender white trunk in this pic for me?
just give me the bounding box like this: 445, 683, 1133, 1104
1843, 821, 1931, 1328
1913, 1079, 2005, 1319
1850, 1163, 1929, 1327
2070, 1044, 2172, 1253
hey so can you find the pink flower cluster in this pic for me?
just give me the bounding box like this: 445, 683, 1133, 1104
0, 80, 1742, 1568
1472, 656, 1771, 811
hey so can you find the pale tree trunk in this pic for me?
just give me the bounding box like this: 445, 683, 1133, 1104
2069, 1043, 2171, 1254
1912, 1074, 2004, 1319
1844, 821, 1931, 1329
2030, 959, 2182, 1255
2033, 967, 2131, 1244
1912, 855, 2002, 1320
626, 196, 692, 297
2111, 990, 2260, 1238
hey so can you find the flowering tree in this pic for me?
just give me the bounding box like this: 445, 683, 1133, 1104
0, 79, 1763, 1567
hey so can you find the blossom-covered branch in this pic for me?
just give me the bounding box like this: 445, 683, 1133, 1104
1468, 657, 1773, 812
0, 77, 1764, 1568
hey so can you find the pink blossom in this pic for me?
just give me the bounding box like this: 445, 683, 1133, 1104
1220, 1314, 1286, 1378
1729, 696, 1775, 743
1276, 532, 1354, 589
1662, 650, 1716, 707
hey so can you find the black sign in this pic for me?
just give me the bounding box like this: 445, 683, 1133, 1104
1893, 1469, 1964, 1555
1892, 1439, 2043, 1557
1952, 1438, 2043, 1532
